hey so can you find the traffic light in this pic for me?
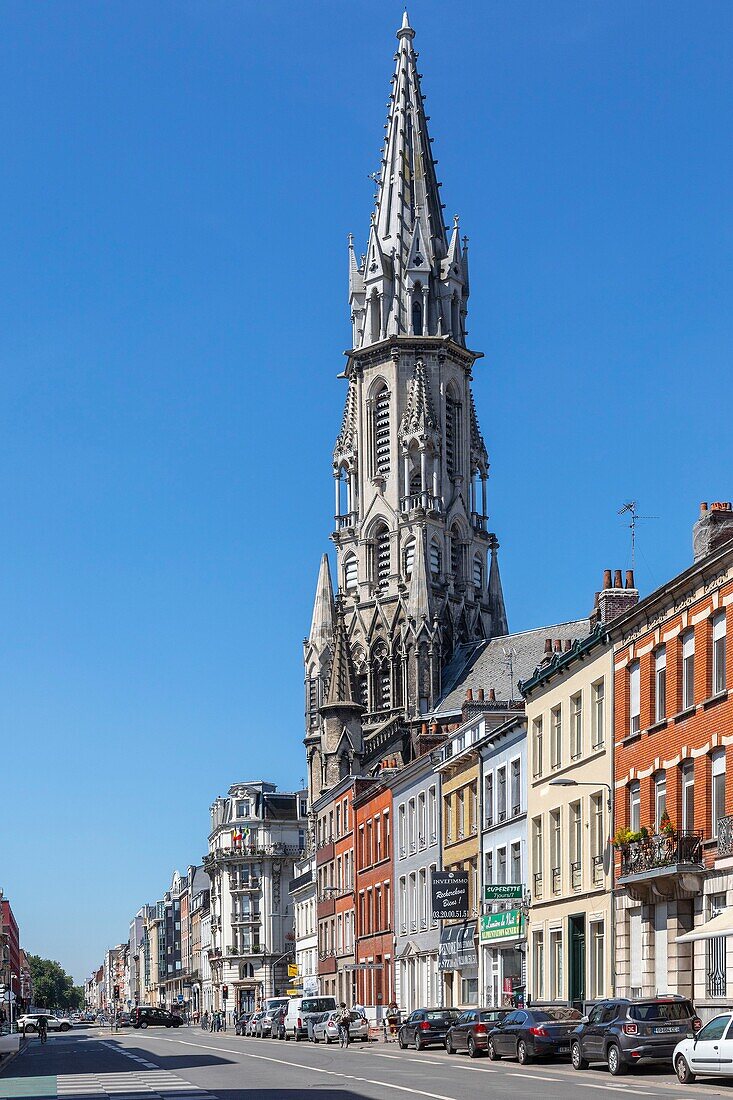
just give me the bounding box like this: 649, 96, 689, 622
222, 985, 228, 1000
113, 985, 119, 1000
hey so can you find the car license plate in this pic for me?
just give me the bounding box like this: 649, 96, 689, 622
654, 1026, 678, 1034
558, 1045, 569, 1052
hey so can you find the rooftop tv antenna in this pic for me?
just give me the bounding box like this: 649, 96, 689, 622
618, 501, 658, 568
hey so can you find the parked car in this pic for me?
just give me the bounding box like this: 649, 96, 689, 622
17, 1014, 72, 1034
398, 1009, 459, 1051
116, 1012, 131, 1027
446, 1008, 510, 1058
571, 997, 700, 1077
130, 1007, 183, 1030
312, 1010, 370, 1044
488, 1007, 583, 1064
283, 996, 338, 1041
674, 1012, 733, 1083
256, 1007, 284, 1038
247, 1011, 265, 1036
235, 1012, 252, 1036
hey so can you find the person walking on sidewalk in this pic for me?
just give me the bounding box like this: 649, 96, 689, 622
337, 1003, 351, 1049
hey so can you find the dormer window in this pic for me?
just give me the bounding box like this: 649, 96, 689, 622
236, 799, 251, 819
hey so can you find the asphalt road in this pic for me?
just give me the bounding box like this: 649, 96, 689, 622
2, 1025, 733, 1100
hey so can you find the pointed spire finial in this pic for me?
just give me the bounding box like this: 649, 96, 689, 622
398, 9, 414, 39
309, 555, 335, 650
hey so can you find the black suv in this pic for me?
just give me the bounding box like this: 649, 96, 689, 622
131, 1007, 183, 1030
571, 997, 701, 1076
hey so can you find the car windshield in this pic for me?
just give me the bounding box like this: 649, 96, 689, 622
425, 1011, 458, 1022
629, 1001, 693, 1022
533, 1008, 583, 1022
302, 999, 336, 1013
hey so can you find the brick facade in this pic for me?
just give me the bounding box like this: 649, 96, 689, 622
354, 778, 395, 1009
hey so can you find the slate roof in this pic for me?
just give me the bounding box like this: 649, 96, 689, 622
432, 618, 591, 718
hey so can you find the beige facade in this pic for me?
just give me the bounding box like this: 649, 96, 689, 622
523, 631, 614, 1007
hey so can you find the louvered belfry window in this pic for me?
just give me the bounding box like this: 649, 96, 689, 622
374, 388, 391, 477
375, 526, 390, 589
445, 394, 460, 479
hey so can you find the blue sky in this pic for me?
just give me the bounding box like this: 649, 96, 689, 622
2, 1, 732, 982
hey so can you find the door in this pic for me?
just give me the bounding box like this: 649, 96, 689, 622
511, 1011, 528, 1056
569, 915, 586, 1007
582, 1003, 606, 1058
460, 1011, 475, 1049
495, 1010, 518, 1054
689, 1015, 729, 1075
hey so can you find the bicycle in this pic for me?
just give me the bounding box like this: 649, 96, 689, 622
38, 1024, 48, 1045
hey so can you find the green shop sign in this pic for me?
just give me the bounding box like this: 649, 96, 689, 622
484, 883, 523, 901
480, 909, 523, 942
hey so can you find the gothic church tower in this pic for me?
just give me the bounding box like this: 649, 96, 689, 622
304, 13, 507, 803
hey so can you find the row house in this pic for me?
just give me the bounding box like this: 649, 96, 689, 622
190, 882, 210, 1017
521, 578, 628, 1008
204, 781, 307, 1014
393, 753, 441, 1012
353, 771, 396, 1009
611, 505, 733, 1021
290, 852, 317, 997
314, 776, 364, 1005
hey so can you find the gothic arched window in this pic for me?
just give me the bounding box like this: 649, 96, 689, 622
404, 538, 416, 578
372, 384, 391, 478
429, 541, 442, 580
374, 522, 390, 590
344, 554, 358, 591
373, 645, 391, 711
451, 295, 461, 339
445, 388, 461, 480
473, 554, 484, 589
450, 524, 463, 580
412, 298, 423, 337
370, 290, 381, 343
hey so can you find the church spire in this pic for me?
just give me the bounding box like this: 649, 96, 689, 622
406, 526, 432, 625
348, 13, 469, 349
308, 554, 335, 651
322, 601, 362, 711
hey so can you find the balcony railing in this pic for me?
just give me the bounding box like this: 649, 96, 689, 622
718, 815, 733, 858
571, 861, 582, 890
551, 867, 561, 893
334, 512, 357, 531
592, 855, 604, 885
533, 871, 543, 899
400, 492, 442, 514
618, 830, 703, 878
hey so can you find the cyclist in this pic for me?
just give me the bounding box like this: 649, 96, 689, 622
37, 1016, 48, 1044
336, 1003, 351, 1049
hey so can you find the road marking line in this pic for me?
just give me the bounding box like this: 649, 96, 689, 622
579, 1087, 653, 1096
511, 1071, 562, 1081
148, 1035, 460, 1100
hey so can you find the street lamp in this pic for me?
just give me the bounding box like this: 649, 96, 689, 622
548, 776, 615, 996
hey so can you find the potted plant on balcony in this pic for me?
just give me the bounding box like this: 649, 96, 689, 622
659, 810, 675, 837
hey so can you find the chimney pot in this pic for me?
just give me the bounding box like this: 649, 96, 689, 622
421, 722, 428, 734
466, 689, 473, 701
603, 569, 612, 589
564, 639, 572, 652
488, 688, 496, 702
554, 639, 562, 652
431, 720, 439, 734
477, 688, 485, 701
544, 638, 553, 654
701, 502, 708, 514
613, 568, 623, 588
625, 569, 635, 589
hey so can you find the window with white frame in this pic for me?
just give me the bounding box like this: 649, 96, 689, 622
497, 767, 507, 822
571, 693, 582, 758
629, 780, 641, 833
589, 921, 605, 999
591, 793, 604, 884
532, 717, 543, 778
629, 660, 640, 734
713, 612, 727, 695
485, 773, 494, 827
457, 788, 466, 838
682, 762, 695, 833
551, 706, 562, 769
550, 810, 561, 892
549, 929, 563, 1000
510, 759, 521, 816
398, 877, 407, 934
591, 678, 605, 748
418, 792, 426, 848
497, 846, 507, 884
428, 785, 437, 843
409, 873, 417, 933
408, 799, 416, 852
570, 801, 582, 887
419, 868, 427, 929
654, 772, 667, 831
398, 804, 406, 858
484, 850, 493, 890
511, 841, 521, 886
532, 817, 543, 897
707, 893, 727, 998
682, 630, 695, 710
655, 647, 667, 722
712, 750, 726, 839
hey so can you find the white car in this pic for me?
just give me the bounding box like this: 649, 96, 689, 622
18, 1013, 72, 1033
674, 1012, 733, 1083
312, 1010, 369, 1044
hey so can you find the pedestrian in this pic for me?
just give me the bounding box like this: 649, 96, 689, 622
337, 1002, 351, 1049
201, 1010, 208, 1031
386, 1001, 400, 1040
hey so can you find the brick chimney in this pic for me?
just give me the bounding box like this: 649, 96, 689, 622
592, 567, 639, 626
693, 501, 733, 562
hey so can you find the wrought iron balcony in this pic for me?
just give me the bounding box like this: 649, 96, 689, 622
717, 815, 733, 858
617, 830, 704, 900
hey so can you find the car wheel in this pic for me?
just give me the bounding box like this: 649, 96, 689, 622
61, 1024, 71, 1032
676, 1055, 695, 1085
488, 1038, 500, 1061
139, 1021, 148, 1030
571, 1041, 588, 1071
446, 1035, 455, 1055
468, 1036, 480, 1059
398, 1031, 407, 1049
607, 1043, 627, 1076
517, 1039, 531, 1065
414, 1034, 423, 1051
165, 1023, 172, 1028
26, 1025, 36, 1034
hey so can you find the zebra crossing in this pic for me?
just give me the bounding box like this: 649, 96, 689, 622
54, 1042, 218, 1100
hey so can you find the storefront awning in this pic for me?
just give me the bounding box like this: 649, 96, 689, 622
677, 909, 733, 943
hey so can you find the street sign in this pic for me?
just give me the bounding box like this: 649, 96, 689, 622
343, 963, 384, 971
285, 988, 299, 996
287, 963, 298, 978
479, 909, 522, 942
484, 883, 523, 901
431, 870, 469, 920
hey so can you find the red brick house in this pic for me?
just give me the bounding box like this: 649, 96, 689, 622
611, 504, 733, 1019
353, 772, 396, 1012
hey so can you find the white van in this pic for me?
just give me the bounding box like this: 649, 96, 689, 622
283, 995, 338, 1041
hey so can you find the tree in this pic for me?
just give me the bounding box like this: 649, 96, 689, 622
28, 956, 83, 1011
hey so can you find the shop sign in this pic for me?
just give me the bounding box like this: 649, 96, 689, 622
479, 909, 522, 942
438, 924, 477, 971
431, 870, 469, 920
484, 883, 523, 901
